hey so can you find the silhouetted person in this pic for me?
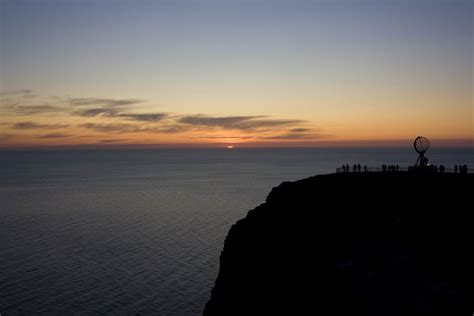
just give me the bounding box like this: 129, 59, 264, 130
353, 164, 357, 173
357, 164, 361, 172
423, 157, 429, 166
364, 165, 367, 172
439, 165, 445, 173
346, 164, 350, 173
382, 164, 387, 172
461, 165, 468, 174
454, 165, 458, 173
396, 165, 400, 172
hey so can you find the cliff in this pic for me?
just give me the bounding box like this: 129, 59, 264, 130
204, 172, 473, 315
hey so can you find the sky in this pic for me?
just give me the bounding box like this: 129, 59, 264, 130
0, 0, 472, 148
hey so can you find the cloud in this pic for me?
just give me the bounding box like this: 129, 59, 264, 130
11, 121, 70, 129
178, 115, 305, 131
98, 139, 126, 143
79, 123, 145, 133
262, 132, 331, 140
155, 125, 192, 133
0, 89, 33, 96
262, 133, 314, 140
118, 113, 168, 122
187, 135, 254, 140
78, 122, 189, 134
179, 115, 263, 126
0, 134, 14, 142
73, 107, 123, 117
76, 112, 319, 137
1, 91, 329, 144
22, 94, 37, 99
14, 105, 66, 115
258, 126, 332, 140
70, 99, 167, 122
0, 102, 18, 110
38, 133, 71, 139
289, 128, 312, 133
67, 96, 170, 124
68, 98, 143, 107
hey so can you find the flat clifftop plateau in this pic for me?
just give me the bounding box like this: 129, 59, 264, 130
204, 173, 474, 315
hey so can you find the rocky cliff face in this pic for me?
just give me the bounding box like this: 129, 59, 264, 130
204, 172, 473, 315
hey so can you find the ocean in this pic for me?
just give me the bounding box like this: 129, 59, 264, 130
0, 147, 472, 315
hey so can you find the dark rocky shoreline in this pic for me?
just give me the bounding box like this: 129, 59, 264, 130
204, 172, 473, 315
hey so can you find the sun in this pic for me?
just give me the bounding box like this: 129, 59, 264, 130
226, 145, 234, 149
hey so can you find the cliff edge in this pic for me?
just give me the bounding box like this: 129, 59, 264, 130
204, 172, 473, 315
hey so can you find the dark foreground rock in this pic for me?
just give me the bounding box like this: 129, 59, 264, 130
204, 172, 473, 315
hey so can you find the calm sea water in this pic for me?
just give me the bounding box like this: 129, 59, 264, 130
0, 147, 472, 315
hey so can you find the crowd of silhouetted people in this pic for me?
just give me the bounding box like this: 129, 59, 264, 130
454, 164, 469, 174
340, 164, 402, 173
416, 164, 469, 174
382, 164, 400, 172
341, 164, 364, 173
339, 164, 469, 174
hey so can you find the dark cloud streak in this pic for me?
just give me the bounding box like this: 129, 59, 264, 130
99, 139, 126, 143
118, 113, 168, 122
179, 115, 305, 131
289, 128, 312, 133
69, 98, 143, 107
79, 123, 146, 133
78, 122, 190, 134
188, 136, 254, 140
262, 132, 330, 140
155, 125, 191, 133
38, 133, 71, 139
0, 89, 33, 96
11, 121, 69, 130
74, 107, 123, 117
14, 105, 66, 115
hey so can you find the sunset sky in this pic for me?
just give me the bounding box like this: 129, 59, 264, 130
1, 0, 472, 148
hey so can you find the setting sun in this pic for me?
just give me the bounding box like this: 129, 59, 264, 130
226, 146, 234, 149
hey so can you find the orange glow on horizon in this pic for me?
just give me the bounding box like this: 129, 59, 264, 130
0, 91, 472, 149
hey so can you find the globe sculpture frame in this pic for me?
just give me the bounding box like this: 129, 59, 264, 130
414, 136, 430, 167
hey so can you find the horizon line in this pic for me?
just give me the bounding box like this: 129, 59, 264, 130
0, 138, 472, 151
